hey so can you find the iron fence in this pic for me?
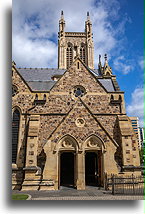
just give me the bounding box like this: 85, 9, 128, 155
105, 174, 145, 195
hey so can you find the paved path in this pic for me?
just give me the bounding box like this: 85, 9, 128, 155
31, 195, 144, 200
12, 186, 144, 200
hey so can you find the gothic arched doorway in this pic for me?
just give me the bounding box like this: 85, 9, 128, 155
57, 135, 78, 189
60, 152, 75, 187
85, 151, 102, 186
84, 135, 105, 187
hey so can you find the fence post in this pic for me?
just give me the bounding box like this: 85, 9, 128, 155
112, 174, 115, 195
132, 174, 135, 195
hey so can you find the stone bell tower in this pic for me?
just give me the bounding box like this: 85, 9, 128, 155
58, 11, 94, 69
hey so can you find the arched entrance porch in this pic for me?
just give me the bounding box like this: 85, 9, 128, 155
84, 135, 106, 187
60, 151, 75, 187
57, 135, 79, 189
42, 134, 106, 190
85, 151, 102, 186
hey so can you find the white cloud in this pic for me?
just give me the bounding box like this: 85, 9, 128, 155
113, 55, 134, 74
138, 57, 144, 70
13, 34, 57, 68
126, 87, 144, 127
12, 0, 129, 68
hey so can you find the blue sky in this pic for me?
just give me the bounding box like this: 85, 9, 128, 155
12, 0, 144, 126
112, 0, 143, 101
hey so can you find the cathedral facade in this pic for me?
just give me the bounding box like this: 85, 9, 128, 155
12, 12, 141, 191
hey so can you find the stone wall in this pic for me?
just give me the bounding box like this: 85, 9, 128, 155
12, 59, 141, 190
37, 115, 65, 154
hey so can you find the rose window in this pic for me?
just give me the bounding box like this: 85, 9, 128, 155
73, 86, 86, 98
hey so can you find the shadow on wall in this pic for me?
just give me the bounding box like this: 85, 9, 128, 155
37, 149, 46, 174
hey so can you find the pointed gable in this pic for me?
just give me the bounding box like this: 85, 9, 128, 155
46, 98, 118, 150
50, 57, 107, 94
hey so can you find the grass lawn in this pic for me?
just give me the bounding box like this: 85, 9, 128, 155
12, 194, 29, 200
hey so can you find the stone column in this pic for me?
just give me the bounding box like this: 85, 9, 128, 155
76, 151, 85, 190
22, 115, 41, 191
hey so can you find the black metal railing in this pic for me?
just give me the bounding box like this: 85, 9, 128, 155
104, 173, 145, 195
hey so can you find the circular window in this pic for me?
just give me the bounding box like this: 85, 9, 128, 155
75, 118, 85, 127
73, 86, 86, 98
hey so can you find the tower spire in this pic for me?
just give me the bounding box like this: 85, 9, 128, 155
103, 54, 112, 76
59, 10, 65, 35
104, 53, 108, 64
85, 12, 94, 69
85, 11, 92, 34
87, 11, 90, 20
99, 54, 101, 64
58, 11, 66, 69
98, 55, 103, 74
61, 10, 64, 19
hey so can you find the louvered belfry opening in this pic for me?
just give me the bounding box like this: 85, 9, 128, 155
66, 42, 73, 68
80, 43, 86, 64
12, 109, 20, 163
